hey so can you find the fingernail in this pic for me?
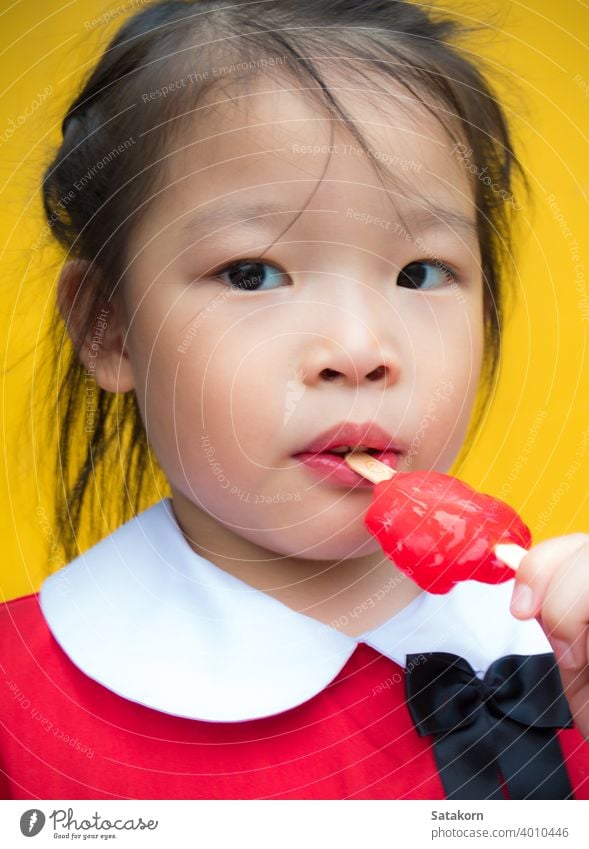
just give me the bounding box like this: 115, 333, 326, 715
551, 638, 577, 670
510, 583, 534, 616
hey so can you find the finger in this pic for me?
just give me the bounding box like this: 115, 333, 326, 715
539, 540, 589, 671
509, 533, 589, 620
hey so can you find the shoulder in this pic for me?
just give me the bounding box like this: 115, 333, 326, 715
0, 591, 57, 717
0, 591, 45, 637
0, 590, 59, 667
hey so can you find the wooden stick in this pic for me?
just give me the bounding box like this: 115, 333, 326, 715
344, 450, 396, 484
493, 544, 527, 570
344, 452, 527, 572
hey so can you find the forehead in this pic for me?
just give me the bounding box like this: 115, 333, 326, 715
162, 69, 475, 231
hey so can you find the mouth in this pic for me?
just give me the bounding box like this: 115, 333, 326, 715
321, 444, 380, 456
292, 446, 401, 487
291, 422, 404, 487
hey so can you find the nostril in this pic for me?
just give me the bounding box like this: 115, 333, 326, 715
320, 368, 340, 381
367, 365, 386, 381
320, 366, 387, 381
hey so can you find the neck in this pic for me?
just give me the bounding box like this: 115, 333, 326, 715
169, 489, 423, 637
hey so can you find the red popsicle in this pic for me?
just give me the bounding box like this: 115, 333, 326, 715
345, 452, 530, 594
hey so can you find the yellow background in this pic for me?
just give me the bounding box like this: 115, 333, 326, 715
1, 0, 588, 601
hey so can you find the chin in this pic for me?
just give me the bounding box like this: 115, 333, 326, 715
264, 532, 381, 562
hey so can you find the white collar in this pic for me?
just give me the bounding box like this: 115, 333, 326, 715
39, 498, 552, 722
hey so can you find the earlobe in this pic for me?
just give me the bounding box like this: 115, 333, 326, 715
56, 258, 136, 394
88, 330, 135, 395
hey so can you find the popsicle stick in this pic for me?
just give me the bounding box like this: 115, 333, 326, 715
344, 450, 396, 483
345, 452, 527, 572
493, 543, 527, 571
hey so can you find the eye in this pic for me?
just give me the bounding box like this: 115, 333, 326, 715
215, 259, 290, 292
396, 259, 458, 290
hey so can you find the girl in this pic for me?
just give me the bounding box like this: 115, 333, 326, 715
1, 0, 588, 800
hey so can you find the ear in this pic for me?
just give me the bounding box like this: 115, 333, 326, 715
56, 259, 135, 394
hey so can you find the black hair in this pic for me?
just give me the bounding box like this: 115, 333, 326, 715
37, 0, 528, 565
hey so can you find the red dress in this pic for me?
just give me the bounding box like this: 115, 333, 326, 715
1, 499, 588, 800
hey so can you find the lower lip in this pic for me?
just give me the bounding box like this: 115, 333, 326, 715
293, 451, 400, 487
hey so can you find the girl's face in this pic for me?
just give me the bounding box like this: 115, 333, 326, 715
115, 73, 484, 560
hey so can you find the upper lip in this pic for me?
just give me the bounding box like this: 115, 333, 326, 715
293, 422, 403, 455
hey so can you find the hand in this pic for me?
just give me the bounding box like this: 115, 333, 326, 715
509, 534, 589, 742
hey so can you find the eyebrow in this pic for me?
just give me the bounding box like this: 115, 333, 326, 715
181, 200, 307, 243
181, 198, 478, 243
402, 204, 478, 240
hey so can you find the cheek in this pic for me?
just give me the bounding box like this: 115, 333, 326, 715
121, 282, 296, 499
408, 296, 484, 462
408, 316, 483, 405
197, 337, 292, 462
170, 307, 293, 483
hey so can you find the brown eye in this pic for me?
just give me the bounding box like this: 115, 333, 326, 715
217, 261, 289, 291
397, 260, 457, 290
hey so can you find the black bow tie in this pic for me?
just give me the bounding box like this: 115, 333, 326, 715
405, 652, 575, 799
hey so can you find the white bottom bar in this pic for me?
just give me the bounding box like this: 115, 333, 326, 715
1, 799, 587, 848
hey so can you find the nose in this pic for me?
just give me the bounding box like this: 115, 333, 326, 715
299, 301, 401, 389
